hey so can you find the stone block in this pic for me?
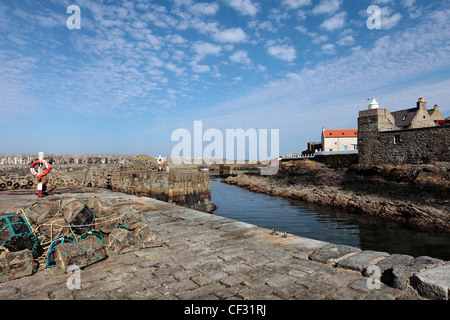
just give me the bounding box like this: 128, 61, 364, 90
309, 243, 361, 265
337, 250, 389, 271
362, 254, 414, 277
381, 256, 444, 290
410, 265, 450, 300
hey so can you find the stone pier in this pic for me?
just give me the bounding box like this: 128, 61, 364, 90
0, 154, 214, 213
0, 187, 448, 301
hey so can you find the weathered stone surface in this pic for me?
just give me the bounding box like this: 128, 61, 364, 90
382, 256, 444, 290
410, 265, 450, 300
309, 243, 361, 265
362, 254, 414, 277
337, 250, 389, 271
0, 188, 441, 301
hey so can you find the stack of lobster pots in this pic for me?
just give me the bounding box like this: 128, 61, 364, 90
0, 196, 163, 282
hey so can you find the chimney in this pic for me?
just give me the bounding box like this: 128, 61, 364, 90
417, 98, 427, 110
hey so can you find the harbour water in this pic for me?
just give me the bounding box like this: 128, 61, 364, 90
210, 177, 450, 261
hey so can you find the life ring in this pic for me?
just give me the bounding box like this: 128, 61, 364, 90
30, 160, 51, 177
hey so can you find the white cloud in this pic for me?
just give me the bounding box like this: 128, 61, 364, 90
320, 12, 347, 31
190, 63, 211, 73
212, 27, 247, 43
282, 0, 312, 9
312, 0, 342, 15
321, 43, 336, 55
192, 41, 222, 59
230, 50, 251, 64
266, 43, 297, 62
401, 0, 416, 7
189, 3, 219, 16
295, 25, 308, 34
226, 0, 259, 16
380, 7, 402, 29
337, 35, 355, 46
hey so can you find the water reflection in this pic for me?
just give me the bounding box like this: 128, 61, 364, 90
210, 177, 450, 260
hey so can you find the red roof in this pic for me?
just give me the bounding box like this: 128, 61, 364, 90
324, 129, 358, 138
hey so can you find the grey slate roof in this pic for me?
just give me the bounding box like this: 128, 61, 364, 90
390, 108, 435, 128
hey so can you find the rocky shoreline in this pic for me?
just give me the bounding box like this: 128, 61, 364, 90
223, 160, 450, 233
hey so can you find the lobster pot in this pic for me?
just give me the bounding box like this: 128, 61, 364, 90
107, 226, 137, 254
46, 235, 76, 268
26, 202, 52, 226
62, 199, 95, 235
79, 230, 104, 244
0, 249, 37, 283
117, 206, 145, 230
54, 236, 106, 273
0, 215, 40, 258
88, 196, 119, 234
26, 202, 69, 240
133, 223, 163, 249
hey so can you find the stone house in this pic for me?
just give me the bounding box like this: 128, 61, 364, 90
358, 98, 449, 165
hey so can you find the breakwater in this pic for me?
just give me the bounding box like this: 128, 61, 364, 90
0, 154, 214, 213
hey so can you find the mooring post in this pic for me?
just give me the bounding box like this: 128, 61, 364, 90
158, 155, 163, 172
30, 151, 51, 198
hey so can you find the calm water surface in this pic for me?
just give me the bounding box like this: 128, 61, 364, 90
210, 177, 450, 261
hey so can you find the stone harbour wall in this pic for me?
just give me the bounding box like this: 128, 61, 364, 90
0, 154, 214, 213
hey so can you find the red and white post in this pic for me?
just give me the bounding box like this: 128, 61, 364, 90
158, 155, 163, 172
30, 152, 51, 199
37, 152, 44, 198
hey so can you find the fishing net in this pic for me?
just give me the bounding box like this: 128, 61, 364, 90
53, 234, 107, 273
0, 196, 164, 280
25, 202, 52, 226
0, 249, 37, 283
62, 199, 95, 235
116, 206, 146, 230
107, 225, 136, 254
88, 196, 120, 234
132, 222, 163, 249
0, 215, 40, 258
25, 201, 69, 240
46, 235, 76, 268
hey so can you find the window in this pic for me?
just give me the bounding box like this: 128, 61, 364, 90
394, 135, 400, 144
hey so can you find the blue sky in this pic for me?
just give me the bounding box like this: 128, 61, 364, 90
1, 0, 449, 158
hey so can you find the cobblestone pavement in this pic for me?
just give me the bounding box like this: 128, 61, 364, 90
0, 187, 446, 301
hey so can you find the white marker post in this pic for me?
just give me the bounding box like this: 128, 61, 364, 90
30, 151, 51, 199
37, 152, 44, 198
157, 155, 163, 172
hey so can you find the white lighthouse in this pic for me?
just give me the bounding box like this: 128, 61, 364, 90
368, 97, 380, 110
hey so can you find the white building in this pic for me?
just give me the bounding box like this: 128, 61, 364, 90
321, 128, 358, 152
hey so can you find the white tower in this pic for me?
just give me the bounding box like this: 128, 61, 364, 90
368, 98, 380, 110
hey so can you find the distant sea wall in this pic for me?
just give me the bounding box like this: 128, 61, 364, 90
0, 154, 214, 213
